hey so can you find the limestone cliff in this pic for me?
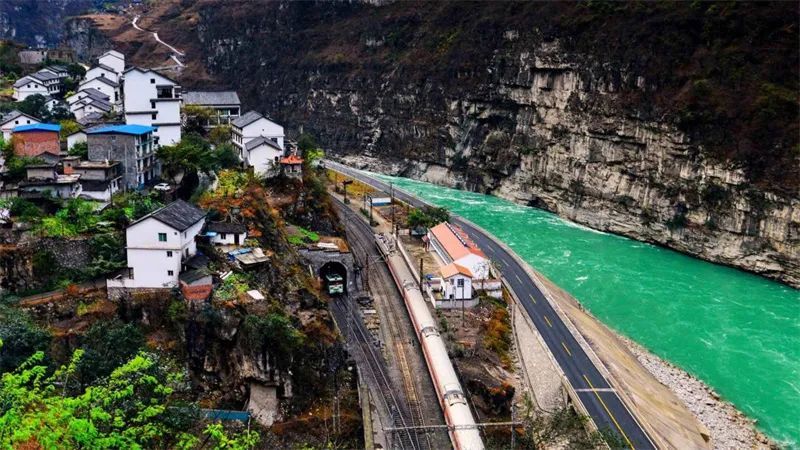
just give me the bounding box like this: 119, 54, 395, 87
67, 1, 800, 286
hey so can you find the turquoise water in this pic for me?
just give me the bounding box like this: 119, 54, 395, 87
373, 172, 800, 448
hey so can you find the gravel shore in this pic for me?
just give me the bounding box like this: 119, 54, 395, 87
619, 336, 776, 450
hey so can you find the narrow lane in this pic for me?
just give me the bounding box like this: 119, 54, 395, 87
325, 160, 657, 449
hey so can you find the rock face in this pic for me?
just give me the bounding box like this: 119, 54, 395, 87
69, 1, 800, 286
0, 0, 96, 47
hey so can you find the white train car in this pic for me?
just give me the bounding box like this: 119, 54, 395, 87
376, 233, 484, 450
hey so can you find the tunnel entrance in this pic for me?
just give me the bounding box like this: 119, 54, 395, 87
320, 261, 348, 296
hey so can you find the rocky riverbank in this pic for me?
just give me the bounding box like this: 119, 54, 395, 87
619, 335, 776, 450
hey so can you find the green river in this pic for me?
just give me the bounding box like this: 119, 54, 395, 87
371, 172, 800, 448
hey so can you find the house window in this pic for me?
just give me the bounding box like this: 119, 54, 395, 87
150, 78, 155, 84
220, 233, 227, 240
151, 113, 157, 120
457, 278, 464, 287
158, 233, 167, 242
167, 251, 173, 257
151, 101, 155, 109
167, 270, 174, 276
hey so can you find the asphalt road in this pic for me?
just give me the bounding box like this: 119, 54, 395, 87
325, 160, 657, 450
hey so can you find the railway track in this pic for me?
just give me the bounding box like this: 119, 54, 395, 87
330, 297, 420, 449
334, 199, 439, 450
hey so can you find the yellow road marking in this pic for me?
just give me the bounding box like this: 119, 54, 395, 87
544, 315, 552, 327
582, 374, 635, 450
529, 293, 537, 304
561, 341, 572, 356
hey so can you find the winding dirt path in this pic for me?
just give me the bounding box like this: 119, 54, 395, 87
131, 15, 185, 67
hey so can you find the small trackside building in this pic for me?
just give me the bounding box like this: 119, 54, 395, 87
109, 200, 206, 289
440, 262, 474, 301
87, 124, 157, 190
11, 123, 61, 158
122, 67, 182, 146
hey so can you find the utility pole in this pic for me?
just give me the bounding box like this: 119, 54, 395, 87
390, 181, 395, 236
419, 258, 424, 294
343, 179, 353, 204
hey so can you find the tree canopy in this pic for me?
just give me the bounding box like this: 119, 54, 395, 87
0, 349, 260, 449
406, 205, 450, 229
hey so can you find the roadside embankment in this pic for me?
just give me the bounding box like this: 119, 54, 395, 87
534, 273, 774, 450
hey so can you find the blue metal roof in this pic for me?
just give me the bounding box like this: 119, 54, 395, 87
13, 123, 60, 133
87, 124, 155, 136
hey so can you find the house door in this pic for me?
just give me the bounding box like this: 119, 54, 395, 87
234, 234, 240, 245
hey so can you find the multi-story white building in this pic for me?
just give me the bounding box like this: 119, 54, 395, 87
98, 50, 125, 78
109, 200, 206, 288
122, 67, 182, 146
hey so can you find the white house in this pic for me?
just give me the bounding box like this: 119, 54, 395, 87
0, 111, 40, 141
79, 76, 121, 105
122, 67, 182, 146
85, 64, 119, 84
66, 130, 86, 150
206, 222, 247, 246
72, 97, 113, 120
110, 200, 206, 289
427, 222, 490, 280
12, 76, 48, 101
441, 263, 473, 301
231, 111, 284, 158
67, 88, 109, 107
98, 50, 125, 77
243, 137, 284, 176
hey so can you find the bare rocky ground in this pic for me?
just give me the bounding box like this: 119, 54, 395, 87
620, 336, 775, 450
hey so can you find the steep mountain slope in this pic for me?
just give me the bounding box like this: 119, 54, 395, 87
73, 0, 799, 286
0, 0, 104, 47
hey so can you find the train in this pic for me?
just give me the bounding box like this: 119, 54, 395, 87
375, 232, 484, 450
325, 273, 345, 295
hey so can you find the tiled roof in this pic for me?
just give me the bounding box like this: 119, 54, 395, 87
145, 200, 206, 231
76, 112, 106, 126
0, 110, 39, 126
280, 154, 304, 165
183, 90, 240, 106
206, 221, 247, 234
31, 71, 58, 82
440, 262, 473, 278
429, 222, 487, 261
13, 76, 43, 88
231, 110, 263, 128
245, 136, 282, 152
83, 76, 118, 88
95, 63, 117, 73
88, 124, 154, 136
80, 88, 110, 101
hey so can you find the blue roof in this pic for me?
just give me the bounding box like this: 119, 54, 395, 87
87, 124, 155, 136
13, 123, 61, 133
